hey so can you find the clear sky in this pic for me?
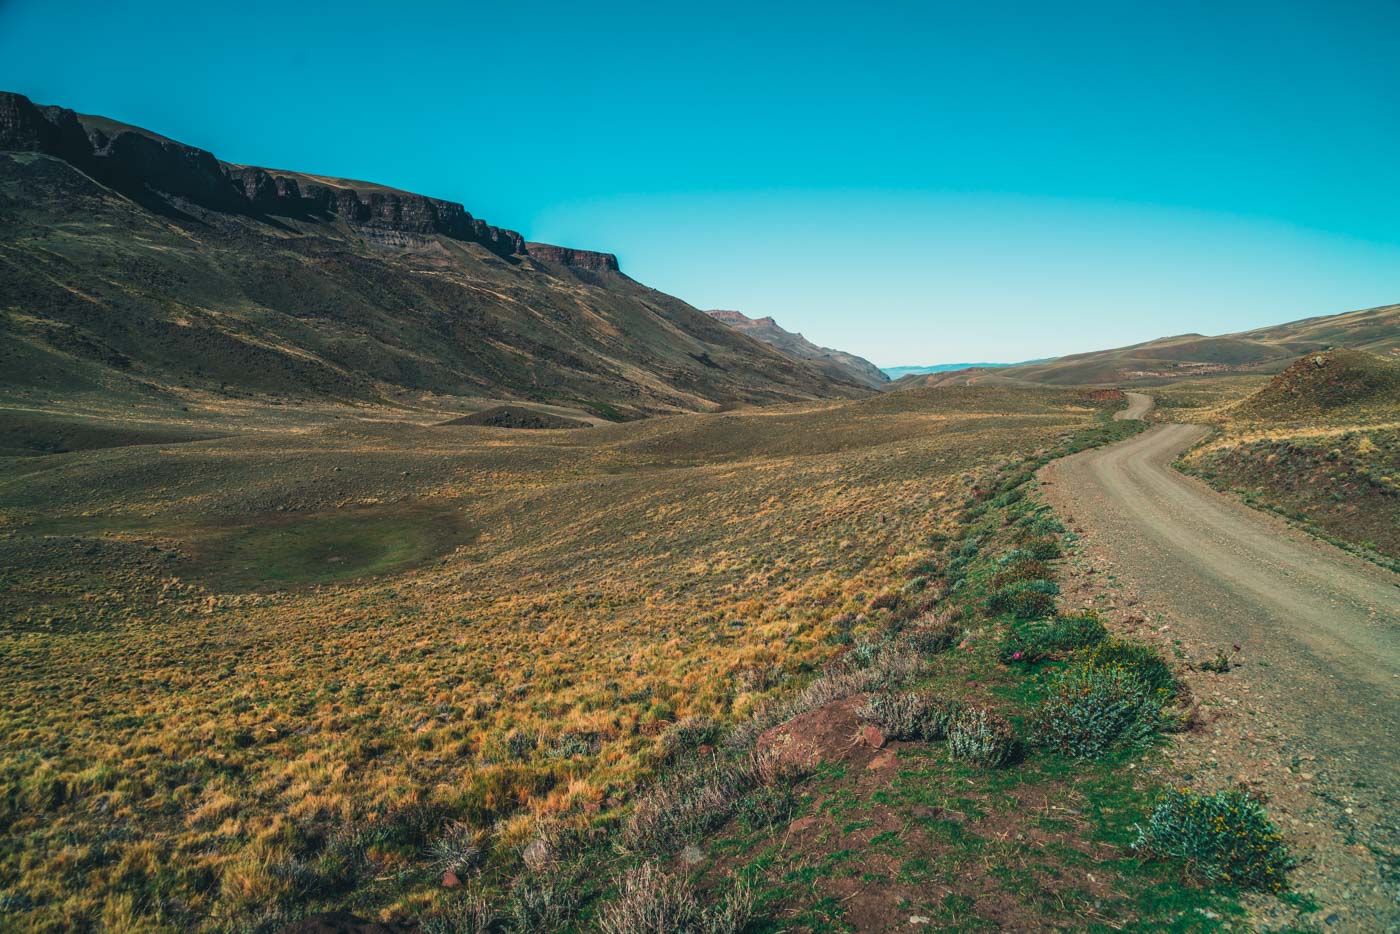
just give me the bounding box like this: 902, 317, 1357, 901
3, 0, 1397, 365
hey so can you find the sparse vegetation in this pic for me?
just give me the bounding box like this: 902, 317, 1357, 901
1134, 788, 1294, 892
1032, 661, 1164, 758
595, 862, 753, 934
985, 578, 1059, 619
857, 691, 961, 741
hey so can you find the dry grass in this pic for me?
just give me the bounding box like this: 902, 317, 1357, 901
0, 385, 1113, 930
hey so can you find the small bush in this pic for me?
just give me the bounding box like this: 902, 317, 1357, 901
904, 622, 961, 656
1019, 536, 1062, 560
421, 895, 496, 934
1133, 788, 1293, 891
991, 556, 1049, 589
999, 610, 1107, 664
737, 784, 795, 830
947, 707, 1018, 767
858, 691, 961, 741
596, 862, 754, 934
1033, 663, 1163, 758
426, 822, 485, 877
985, 580, 1059, 620
658, 717, 721, 763
1082, 639, 1176, 695
506, 866, 582, 932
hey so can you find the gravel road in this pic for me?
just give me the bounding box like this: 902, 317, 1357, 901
1042, 393, 1399, 928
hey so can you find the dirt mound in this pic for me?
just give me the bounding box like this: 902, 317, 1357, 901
1230, 348, 1400, 420
441, 406, 587, 430
756, 695, 880, 770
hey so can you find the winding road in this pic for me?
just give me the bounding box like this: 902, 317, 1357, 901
1041, 393, 1399, 925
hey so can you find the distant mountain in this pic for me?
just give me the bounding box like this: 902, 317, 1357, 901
0, 92, 870, 418
883, 362, 1024, 379
704, 311, 889, 389
998, 304, 1399, 385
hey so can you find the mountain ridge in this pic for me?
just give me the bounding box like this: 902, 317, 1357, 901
704, 309, 889, 389
0, 91, 870, 418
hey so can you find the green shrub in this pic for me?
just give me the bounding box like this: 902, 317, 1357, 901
1083, 638, 1176, 695
1019, 536, 1062, 560
947, 707, 1018, 767
858, 692, 961, 741
985, 580, 1059, 620
736, 784, 795, 830
991, 556, 1049, 589
904, 622, 961, 656
1032, 662, 1163, 758
506, 867, 582, 932
1000, 610, 1108, 664
1133, 788, 1293, 891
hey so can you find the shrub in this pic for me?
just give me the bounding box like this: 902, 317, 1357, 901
947, 707, 1018, 767
985, 580, 1059, 620
1032, 663, 1163, 758
1082, 639, 1176, 695
421, 895, 497, 934
425, 822, 485, 877
1133, 788, 1293, 891
858, 691, 961, 741
999, 610, 1107, 664
1020, 536, 1062, 560
991, 556, 1049, 589
736, 784, 795, 830
506, 866, 582, 932
903, 622, 961, 656
596, 862, 753, 934
658, 717, 721, 763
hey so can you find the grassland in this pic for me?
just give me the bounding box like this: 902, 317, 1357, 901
0, 384, 1139, 931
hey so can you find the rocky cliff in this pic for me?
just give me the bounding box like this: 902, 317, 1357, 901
0, 91, 526, 257
705, 310, 890, 389
524, 242, 622, 273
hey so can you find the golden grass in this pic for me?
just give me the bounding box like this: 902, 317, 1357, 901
0, 386, 1110, 929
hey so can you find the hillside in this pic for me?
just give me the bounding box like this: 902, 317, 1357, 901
998, 303, 1400, 385
705, 310, 889, 389
1227, 347, 1400, 422
0, 92, 867, 419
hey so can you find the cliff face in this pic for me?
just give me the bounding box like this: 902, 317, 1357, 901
525, 242, 621, 273
705, 310, 890, 390
0, 91, 526, 257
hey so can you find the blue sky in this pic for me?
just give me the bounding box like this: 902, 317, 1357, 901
3, 0, 1397, 364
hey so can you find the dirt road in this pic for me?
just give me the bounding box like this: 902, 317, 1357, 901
1042, 394, 1399, 928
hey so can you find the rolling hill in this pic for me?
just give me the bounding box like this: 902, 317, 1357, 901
704, 310, 889, 389
996, 303, 1399, 385
0, 92, 868, 420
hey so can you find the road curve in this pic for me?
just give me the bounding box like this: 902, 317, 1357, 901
1113, 391, 1155, 420
1043, 404, 1399, 784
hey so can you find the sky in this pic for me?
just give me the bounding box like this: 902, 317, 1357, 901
2, 0, 1398, 365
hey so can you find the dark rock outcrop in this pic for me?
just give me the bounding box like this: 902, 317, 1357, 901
0, 91, 525, 257
705, 309, 890, 389
525, 242, 621, 272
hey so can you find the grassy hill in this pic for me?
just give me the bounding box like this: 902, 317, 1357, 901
996, 303, 1399, 386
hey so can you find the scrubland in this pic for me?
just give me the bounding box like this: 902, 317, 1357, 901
1, 385, 1137, 930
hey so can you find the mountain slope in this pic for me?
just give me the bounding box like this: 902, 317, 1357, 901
0, 92, 867, 418
998, 304, 1399, 385
704, 310, 889, 389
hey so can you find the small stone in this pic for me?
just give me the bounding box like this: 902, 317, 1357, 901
909, 917, 931, 926
861, 724, 887, 748
441, 870, 461, 888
